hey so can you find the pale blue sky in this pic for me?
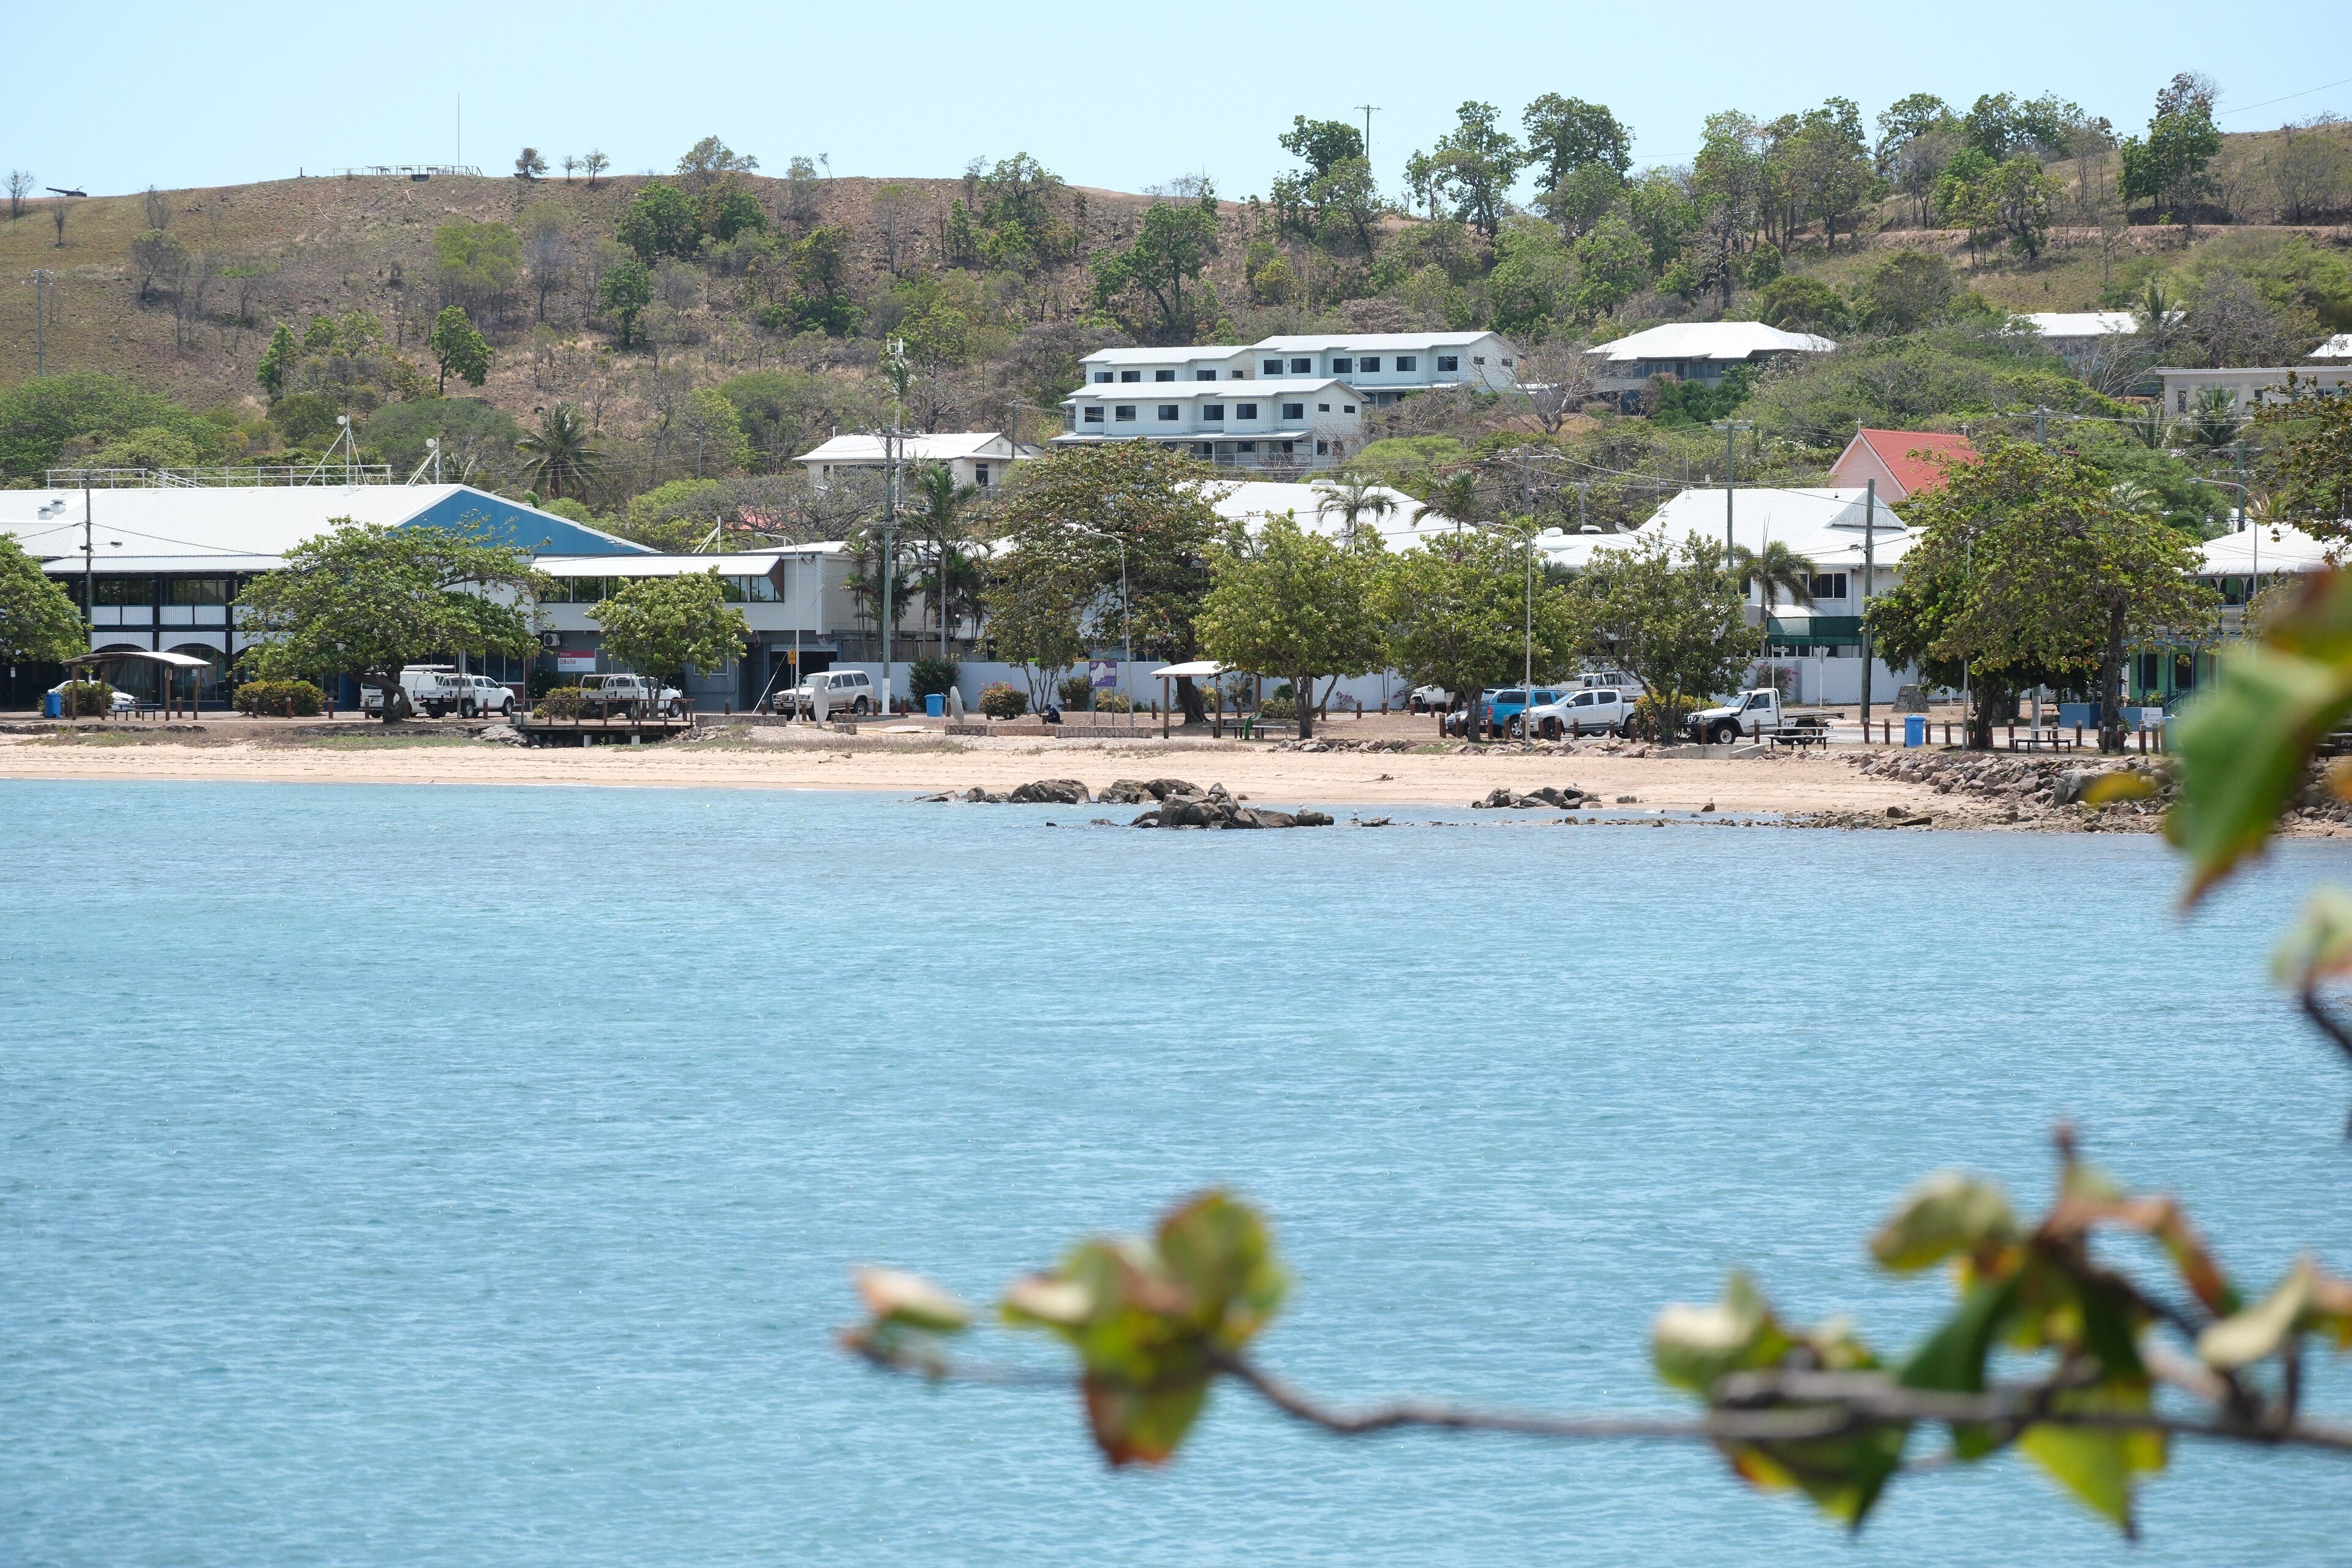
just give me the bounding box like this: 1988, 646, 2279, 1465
9, 1, 2347, 200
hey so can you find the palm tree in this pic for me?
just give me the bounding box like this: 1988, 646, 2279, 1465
2187, 386, 2243, 451
1730, 539, 1817, 686
1315, 469, 1396, 545
2122, 404, 2173, 451
1422, 471, 1482, 532
516, 403, 603, 502
909, 462, 981, 658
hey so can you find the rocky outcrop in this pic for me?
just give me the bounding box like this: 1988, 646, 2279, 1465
1470, 784, 1597, 810
1008, 778, 1091, 804
1098, 777, 1199, 804
1129, 782, 1333, 829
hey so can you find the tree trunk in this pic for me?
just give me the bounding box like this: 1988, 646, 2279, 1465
1967, 678, 2011, 752
2098, 597, 2128, 754
1174, 674, 1205, 726
363, 674, 410, 723
1295, 668, 1313, 740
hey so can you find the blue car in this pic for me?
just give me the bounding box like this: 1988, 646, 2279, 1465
1487, 687, 1566, 739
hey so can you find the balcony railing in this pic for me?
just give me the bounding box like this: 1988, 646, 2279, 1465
47, 466, 394, 489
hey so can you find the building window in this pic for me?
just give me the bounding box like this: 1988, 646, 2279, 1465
1195, 443, 1215, 458
1114, 405, 1136, 422
1501, 357, 1513, 368
1276, 440, 1294, 453
1153, 404, 1178, 421
1093, 371, 1112, 383
1203, 404, 1225, 421
1154, 369, 1175, 382
1472, 355, 1486, 366
1342, 404, 1356, 413
974, 463, 990, 488
1317, 402, 1331, 412
1331, 356, 1352, 373
94, 578, 150, 606
1289, 356, 1311, 374
1237, 442, 1256, 454
1358, 356, 1381, 372
1262, 358, 1284, 375
168, 578, 230, 607
1196, 369, 1217, 380
1281, 401, 1303, 420
1436, 355, 1459, 372
1084, 407, 1104, 424
1236, 403, 1257, 420
1809, 573, 1846, 600
1315, 439, 1329, 454
1120, 370, 1142, 383
1396, 355, 1418, 371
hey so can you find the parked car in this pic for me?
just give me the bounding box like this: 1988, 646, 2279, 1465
1687, 688, 1800, 744
1524, 687, 1636, 739
1442, 688, 1500, 737
460, 674, 516, 718
49, 679, 135, 714
577, 673, 685, 718
1407, 684, 1450, 713
361, 665, 467, 717
782, 668, 875, 717
1490, 687, 1567, 739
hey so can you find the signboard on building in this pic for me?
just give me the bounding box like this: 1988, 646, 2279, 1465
556, 652, 597, 673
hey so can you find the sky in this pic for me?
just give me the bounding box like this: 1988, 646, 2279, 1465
6, 1, 2348, 201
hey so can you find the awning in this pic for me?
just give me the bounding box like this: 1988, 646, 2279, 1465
1151, 660, 1224, 678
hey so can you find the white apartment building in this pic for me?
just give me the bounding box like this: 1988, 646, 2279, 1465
1058, 330, 1523, 470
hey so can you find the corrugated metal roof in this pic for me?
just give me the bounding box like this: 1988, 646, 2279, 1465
2022, 311, 2141, 339
1591, 323, 1836, 363
794, 432, 1018, 463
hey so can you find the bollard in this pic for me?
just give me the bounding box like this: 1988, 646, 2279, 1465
2075, 725, 2082, 747
2139, 726, 2148, 755
2007, 725, 2016, 747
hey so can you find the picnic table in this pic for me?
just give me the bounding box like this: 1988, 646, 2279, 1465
1768, 727, 1828, 752
2008, 729, 2079, 752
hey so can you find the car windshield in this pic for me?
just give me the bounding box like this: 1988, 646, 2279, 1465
1496, 690, 1524, 704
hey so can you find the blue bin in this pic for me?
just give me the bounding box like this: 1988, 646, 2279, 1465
43, 690, 62, 718
924, 693, 944, 718
1904, 714, 1926, 748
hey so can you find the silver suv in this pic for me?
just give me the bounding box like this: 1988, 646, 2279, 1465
783, 668, 875, 717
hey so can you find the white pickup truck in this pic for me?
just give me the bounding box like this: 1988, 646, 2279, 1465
1687, 688, 1809, 745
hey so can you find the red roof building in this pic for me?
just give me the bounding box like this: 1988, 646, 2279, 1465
1827, 429, 1979, 502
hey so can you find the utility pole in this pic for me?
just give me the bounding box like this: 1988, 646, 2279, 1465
1860, 478, 1875, 741
880, 337, 909, 714
2034, 404, 2048, 445
1354, 105, 1380, 168
2232, 437, 2250, 532
1711, 419, 1752, 571
82, 473, 94, 654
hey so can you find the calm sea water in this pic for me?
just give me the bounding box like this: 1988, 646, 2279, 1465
6, 779, 2351, 1567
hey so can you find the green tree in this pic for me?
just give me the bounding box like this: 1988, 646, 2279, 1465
0, 531, 85, 665
1988, 153, 2062, 259
1522, 94, 1634, 192
1569, 215, 1650, 323
1276, 116, 1364, 181
598, 257, 654, 347
1312, 471, 1398, 544
2119, 72, 2222, 221
1373, 528, 1585, 715
1536, 161, 1627, 238
1578, 531, 1752, 733
617, 180, 703, 262
128, 227, 186, 303
432, 220, 522, 320
590, 570, 749, 688
0, 372, 214, 477
1424, 102, 1523, 239
785, 226, 864, 336
1753, 274, 1848, 333
1199, 516, 1383, 739
256, 323, 298, 399
1691, 111, 1766, 307
2254, 385, 2352, 531
426, 306, 491, 393
1485, 217, 1576, 337
1625, 169, 1698, 271
516, 403, 604, 500
233, 518, 545, 720
674, 135, 759, 192
908, 463, 983, 657
1091, 196, 1223, 345
1898, 440, 2215, 751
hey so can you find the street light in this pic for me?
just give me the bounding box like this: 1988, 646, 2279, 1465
1472, 517, 1541, 736
1070, 522, 1130, 714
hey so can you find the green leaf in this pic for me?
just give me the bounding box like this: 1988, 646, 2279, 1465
1082, 1369, 1210, 1466
852, 1267, 972, 1333
2018, 1423, 2136, 1532
1153, 1190, 1287, 1347
1869, 1174, 2016, 1271
2198, 1257, 2313, 1370
1726, 1423, 1911, 1531
1898, 1277, 2019, 1460
2271, 888, 2352, 989
2167, 641, 2352, 903
2082, 771, 2158, 805
1653, 1271, 1790, 1394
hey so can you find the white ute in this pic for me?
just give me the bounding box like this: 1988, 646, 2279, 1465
1687, 688, 1795, 745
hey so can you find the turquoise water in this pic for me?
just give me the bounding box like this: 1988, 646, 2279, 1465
5, 779, 2351, 1566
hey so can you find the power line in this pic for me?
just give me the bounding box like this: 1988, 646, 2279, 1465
2218, 76, 2352, 117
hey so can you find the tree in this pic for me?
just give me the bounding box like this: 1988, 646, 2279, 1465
128, 228, 186, 304
522, 204, 571, 323
2119, 72, 2222, 222
1691, 111, 1765, 307
233, 519, 544, 720
590, 570, 748, 688
1423, 102, 1523, 239
50, 194, 75, 247
1199, 516, 1382, 739
1897, 440, 2214, 752
1522, 94, 1633, 194
0, 371, 217, 477
0, 531, 85, 665
1373, 529, 1585, 716
5, 170, 31, 222
1091, 197, 1223, 345
1570, 216, 1649, 323
255, 323, 298, 399
1730, 538, 1815, 674
2255, 386, 2352, 538
1754, 274, 1848, 334
513, 147, 548, 181
1512, 339, 1599, 434
597, 257, 653, 347
908, 463, 982, 656
1578, 531, 1751, 734
675, 135, 758, 192
516, 403, 603, 500
1276, 117, 1364, 181
617, 180, 702, 262
580, 149, 609, 187
870, 183, 923, 276
426, 306, 491, 393
1988, 153, 2062, 259
1313, 471, 1398, 543
1625, 169, 1698, 270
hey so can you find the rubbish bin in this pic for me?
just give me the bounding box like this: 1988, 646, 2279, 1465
43, 689, 62, 718
924, 693, 944, 718
1904, 714, 1926, 748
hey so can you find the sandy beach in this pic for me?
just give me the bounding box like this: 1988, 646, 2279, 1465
0, 713, 2029, 822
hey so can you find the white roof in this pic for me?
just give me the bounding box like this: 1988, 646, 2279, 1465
795, 432, 1017, 464
1591, 322, 1835, 363
1, 483, 641, 565
2311, 334, 2352, 360
538, 552, 799, 578
1207, 480, 1430, 546
2197, 524, 2338, 575
1078, 346, 1250, 366
1251, 331, 1499, 352
1065, 378, 1360, 403
2022, 311, 2141, 339
1537, 486, 1910, 572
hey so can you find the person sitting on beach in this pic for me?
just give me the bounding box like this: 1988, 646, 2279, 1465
1042, 701, 1062, 725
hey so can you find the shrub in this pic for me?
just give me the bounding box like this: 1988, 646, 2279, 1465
1058, 674, 1093, 710
908, 655, 961, 701
1093, 691, 1134, 713
978, 682, 1027, 719
1259, 696, 1298, 720
233, 679, 323, 717
1624, 692, 1697, 741
535, 684, 585, 720
59, 680, 116, 717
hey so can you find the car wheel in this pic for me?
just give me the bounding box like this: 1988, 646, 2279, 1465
460, 699, 477, 719
1540, 718, 1560, 741
668, 700, 684, 718
853, 696, 870, 715
1710, 720, 1740, 745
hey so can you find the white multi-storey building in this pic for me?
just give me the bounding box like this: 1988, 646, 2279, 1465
1057, 330, 1521, 470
